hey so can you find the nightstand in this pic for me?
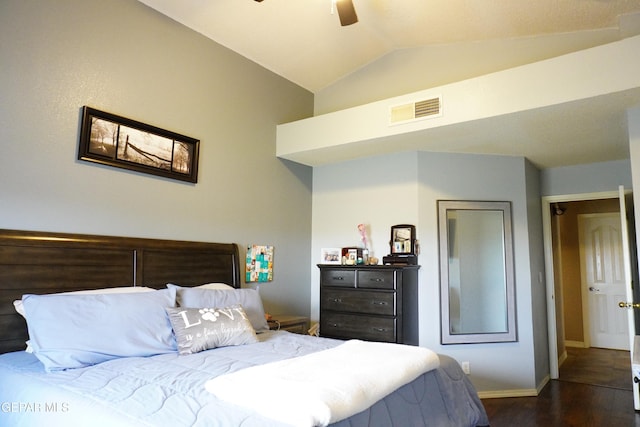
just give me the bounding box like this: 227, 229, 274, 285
268, 315, 310, 335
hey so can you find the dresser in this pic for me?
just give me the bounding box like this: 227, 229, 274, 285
318, 264, 420, 345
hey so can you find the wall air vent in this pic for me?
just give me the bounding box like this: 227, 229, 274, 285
389, 96, 442, 125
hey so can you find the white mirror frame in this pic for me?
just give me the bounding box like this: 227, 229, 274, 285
438, 200, 517, 344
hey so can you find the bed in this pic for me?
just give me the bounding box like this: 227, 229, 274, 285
0, 229, 489, 427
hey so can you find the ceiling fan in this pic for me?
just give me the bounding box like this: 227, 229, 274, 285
253, 0, 358, 27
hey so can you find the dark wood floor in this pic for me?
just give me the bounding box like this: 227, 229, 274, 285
481, 347, 640, 426
559, 347, 632, 390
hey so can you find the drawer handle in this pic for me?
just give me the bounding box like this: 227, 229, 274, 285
372, 327, 388, 332
369, 278, 384, 282
331, 276, 345, 281
371, 301, 388, 306
331, 298, 343, 303
329, 323, 341, 328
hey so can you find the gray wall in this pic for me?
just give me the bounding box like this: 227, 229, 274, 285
525, 159, 549, 388
0, 0, 314, 316
312, 150, 545, 394
540, 159, 632, 196
417, 152, 539, 393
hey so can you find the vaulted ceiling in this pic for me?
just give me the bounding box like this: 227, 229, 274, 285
138, 0, 640, 92
138, 0, 640, 169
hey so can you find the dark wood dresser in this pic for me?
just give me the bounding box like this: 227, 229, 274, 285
318, 264, 420, 345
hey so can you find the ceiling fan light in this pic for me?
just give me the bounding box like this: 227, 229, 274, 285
335, 0, 358, 26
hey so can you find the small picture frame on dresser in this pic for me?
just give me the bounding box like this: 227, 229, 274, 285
321, 248, 341, 264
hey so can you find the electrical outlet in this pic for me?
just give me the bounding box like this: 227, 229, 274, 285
461, 361, 470, 375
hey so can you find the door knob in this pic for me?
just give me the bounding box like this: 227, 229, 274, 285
589, 287, 600, 292
618, 301, 640, 309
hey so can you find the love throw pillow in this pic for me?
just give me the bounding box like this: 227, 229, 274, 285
166, 304, 258, 355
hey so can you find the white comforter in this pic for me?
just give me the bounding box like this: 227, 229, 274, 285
205, 339, 440, 427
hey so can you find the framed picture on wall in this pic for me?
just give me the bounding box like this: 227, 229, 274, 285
246, 245, 274, 282
78, 106, 200, 183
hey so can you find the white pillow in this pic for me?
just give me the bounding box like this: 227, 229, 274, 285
166, 282, 234, 291
196, 283, 235, 290
13, 286, 156, 318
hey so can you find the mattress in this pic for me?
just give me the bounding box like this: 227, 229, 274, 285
0, 331, 489, 427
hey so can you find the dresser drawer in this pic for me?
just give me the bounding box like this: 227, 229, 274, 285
321, 313, 396, 342
321, 289, 396, 316
357, 270, 395, 289
320, 269, 356, 287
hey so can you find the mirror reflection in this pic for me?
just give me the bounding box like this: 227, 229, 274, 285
438, 200, 517, 344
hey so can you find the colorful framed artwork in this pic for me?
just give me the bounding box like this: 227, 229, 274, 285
246, 245, 274, 282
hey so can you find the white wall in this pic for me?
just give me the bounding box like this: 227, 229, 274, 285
314, 32, 625, 115
0, 0, 314, 316
279, 35, 640, 168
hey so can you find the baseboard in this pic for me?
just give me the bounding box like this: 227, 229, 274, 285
565, 340, 587, 348
537, 375, 550, 394
558, 349, 568, 367
478, 375, 550, 399
478, 389, 539, 399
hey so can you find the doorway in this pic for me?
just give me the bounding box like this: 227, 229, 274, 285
546, 196, 632, 389
543, 191, 626, 378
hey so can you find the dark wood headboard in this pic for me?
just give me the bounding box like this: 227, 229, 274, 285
0, 229, 241, 354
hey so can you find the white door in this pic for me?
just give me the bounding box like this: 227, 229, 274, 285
579, 212, 629, 350
617, 186, 638, 409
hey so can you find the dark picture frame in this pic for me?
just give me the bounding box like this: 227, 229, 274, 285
78, 106, 199, 183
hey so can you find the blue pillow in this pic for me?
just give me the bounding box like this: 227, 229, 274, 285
168, 285, 269, 333
22, 288, 177, 371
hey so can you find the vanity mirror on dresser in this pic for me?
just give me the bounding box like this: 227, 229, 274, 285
318, 264, 420, 345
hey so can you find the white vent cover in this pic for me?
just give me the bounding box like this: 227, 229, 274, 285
389, 96, 442, 125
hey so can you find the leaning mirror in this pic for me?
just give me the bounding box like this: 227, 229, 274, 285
438, 200, 516, 344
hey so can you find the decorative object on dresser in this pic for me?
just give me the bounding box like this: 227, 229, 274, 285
383, 224, 418, 265
320, 247, 341, 264
318, 264, 420, 345
267, 314, 310, 334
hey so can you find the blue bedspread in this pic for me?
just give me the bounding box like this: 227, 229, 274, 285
0, 332, 488, 427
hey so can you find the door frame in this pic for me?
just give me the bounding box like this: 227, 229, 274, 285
542, 190, 620, 379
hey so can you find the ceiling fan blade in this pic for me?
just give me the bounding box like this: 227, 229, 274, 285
336, 0, 358, 26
